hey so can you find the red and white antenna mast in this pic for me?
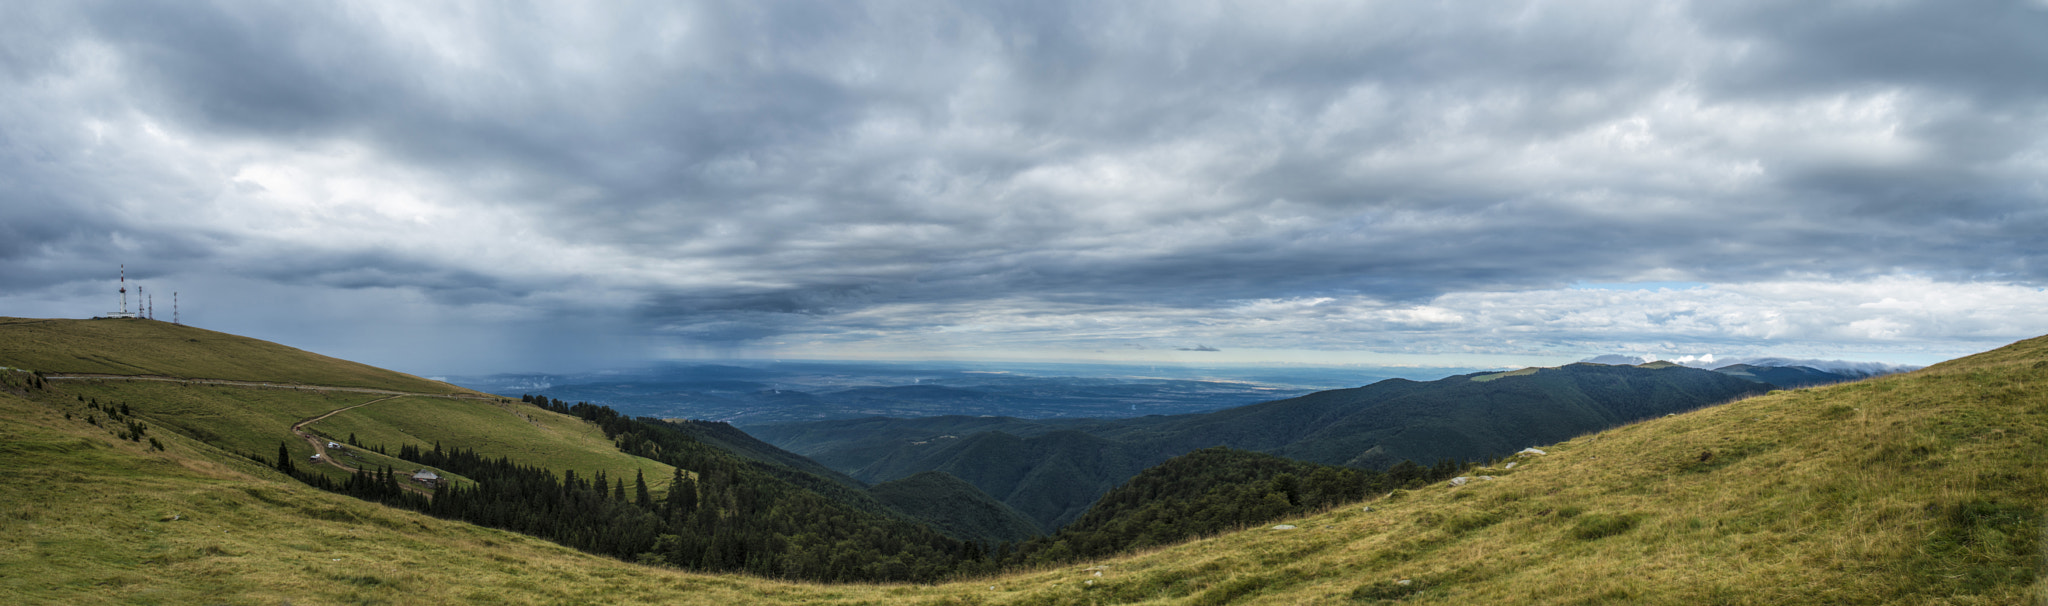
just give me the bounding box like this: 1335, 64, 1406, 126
103, 266, 142, 319
174, 292, 180, 325
108, 264, 138, 319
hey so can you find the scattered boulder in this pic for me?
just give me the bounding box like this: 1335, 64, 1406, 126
1518, 448, 1547, 456
1271, 524, 1298, 530
1448, 476, 1497, 487
1504, 462, 1518, 469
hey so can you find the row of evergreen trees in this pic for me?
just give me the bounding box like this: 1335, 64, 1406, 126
400, 442, 663, 560
269, 441, 430, 511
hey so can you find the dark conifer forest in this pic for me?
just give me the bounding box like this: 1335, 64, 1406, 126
270, 395, 990, 583
265, 392, 1482, 583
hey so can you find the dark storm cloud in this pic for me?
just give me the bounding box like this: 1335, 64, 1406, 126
3, 0, 2045, 363
1693, 1, 2048, 104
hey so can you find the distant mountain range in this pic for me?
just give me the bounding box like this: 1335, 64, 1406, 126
1581, 354, 1918, 384
747, 362, 1773, 530
444, 362, 1364, 424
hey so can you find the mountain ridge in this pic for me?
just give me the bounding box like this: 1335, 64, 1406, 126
750, 362, 1772, 530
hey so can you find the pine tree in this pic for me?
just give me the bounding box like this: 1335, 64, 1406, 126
635, 469, 652, 509
665, 467, 696, 519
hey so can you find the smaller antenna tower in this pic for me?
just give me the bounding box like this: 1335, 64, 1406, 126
174, 292, 180, 325
148, 293, 155, 320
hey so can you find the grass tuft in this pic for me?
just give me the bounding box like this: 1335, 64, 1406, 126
1568, 513, 1640, 540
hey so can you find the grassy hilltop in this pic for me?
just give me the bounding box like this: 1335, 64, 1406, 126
0, 317, 675, 492
0, 318, 461, 394
1, 318, 2044, 604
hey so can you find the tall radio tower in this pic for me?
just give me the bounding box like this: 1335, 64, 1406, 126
106, 265, 137, 319
174, 292, 180, 325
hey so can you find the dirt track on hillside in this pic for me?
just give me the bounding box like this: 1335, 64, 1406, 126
46, 373, 468, 495
43, 373, 493, 399
291, 395, 434, 495
293, 395, 399, 467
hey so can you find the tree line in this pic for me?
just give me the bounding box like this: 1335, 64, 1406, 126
264, 393, 1468, 583
264, 395, 988, 582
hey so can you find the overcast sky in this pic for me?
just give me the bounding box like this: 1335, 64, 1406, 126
4, 1, 2047, 375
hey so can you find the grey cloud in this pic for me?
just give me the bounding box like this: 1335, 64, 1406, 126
4, 1, 2046, 365
1692, 2, 2048, 106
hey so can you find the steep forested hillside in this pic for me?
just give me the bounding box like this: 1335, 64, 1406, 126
868, 471, 1043, 545
1005, 447, 1462, 566
749, 362, 1772, 530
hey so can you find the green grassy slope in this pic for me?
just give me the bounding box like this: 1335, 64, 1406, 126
4, 322, 2045, 604
295, 393, 675, 490
0, 318, 462, 393
9, 318, 678, 493
0, 388, 840, 605
0, 318, 989, 583
1044, 335, 2045, 604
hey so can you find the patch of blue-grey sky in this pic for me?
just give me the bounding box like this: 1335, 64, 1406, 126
1, 1, 2045, 373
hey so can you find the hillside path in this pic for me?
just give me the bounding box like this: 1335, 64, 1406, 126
291, 395, 433, 495
42, 373, 492, 399
293, 395, 400, 465
45, 372, 477, 496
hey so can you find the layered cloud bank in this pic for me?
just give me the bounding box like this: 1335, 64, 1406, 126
2, 2, 2044, 372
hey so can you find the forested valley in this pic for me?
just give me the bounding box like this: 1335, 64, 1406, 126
268, 394, 1478, 583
